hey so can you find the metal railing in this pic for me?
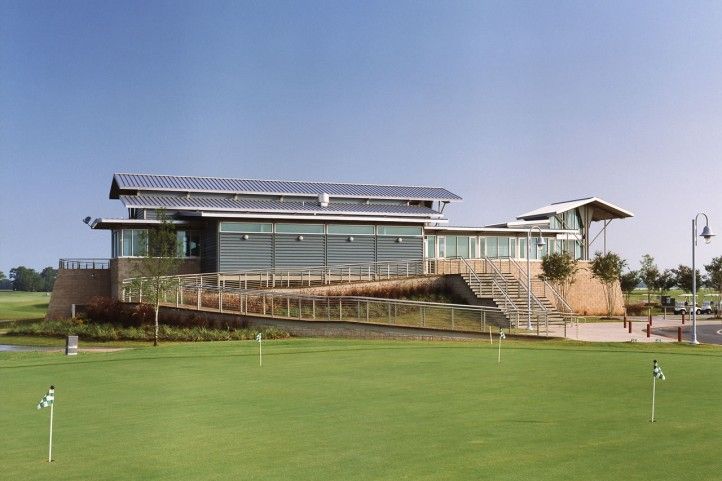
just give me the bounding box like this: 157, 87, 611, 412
504, 257, 574, 316
59, 258, 110, 269
122, 283, 512, 334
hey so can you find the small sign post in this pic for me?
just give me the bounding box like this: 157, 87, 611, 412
65, 335, 78, 356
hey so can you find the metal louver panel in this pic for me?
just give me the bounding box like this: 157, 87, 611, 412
274, 234, 325, 269
219, 233, 273, 271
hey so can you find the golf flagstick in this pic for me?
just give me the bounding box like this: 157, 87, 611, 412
489, 326, 492, 344
256, 333, 262, 366
498, 330, 505, 364
651, 360, 665, 422
36, 385, 55, 462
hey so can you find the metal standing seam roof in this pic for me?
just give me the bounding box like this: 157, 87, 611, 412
517, 197, 634, 221
110, 173, 462, 202
120, 195, 445, 218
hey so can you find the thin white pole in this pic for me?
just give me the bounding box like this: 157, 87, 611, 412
259, 340, 262, 367
489, 326, 492, 344
48, 402, 54, 462
497, 334, 502, 364
651, 375, 657, 422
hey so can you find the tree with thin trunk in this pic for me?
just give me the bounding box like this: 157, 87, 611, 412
619, 270, 639, 304
539, 251, 579, 299
704, 256, 722, 317
670, 265, 702, 294
590, 251, 626, 318
656, 269, 676, 297
128, 210, 181, 346
638, 254, 660, 305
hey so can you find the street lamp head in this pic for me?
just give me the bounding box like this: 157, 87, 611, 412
700, 225, 715, 244
536, 237, 546, 248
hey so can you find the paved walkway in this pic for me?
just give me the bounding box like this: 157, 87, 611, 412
548, 316, 722, 343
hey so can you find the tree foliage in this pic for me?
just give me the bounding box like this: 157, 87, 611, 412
638, 254, 660, 304
590, 251, 626, 317
7, 266, 57, 291
704, 256, 722, 294
657, 269, 676, 296
539, 251, 579, 298
128, 209, 181, 346
671, 265, 702, 293
619, 270, 639, 303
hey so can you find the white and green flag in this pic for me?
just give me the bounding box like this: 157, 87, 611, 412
37, 386, 55, 410
256, 333, 262, 342
499, 331, 506, 340
653, 360, 665, 380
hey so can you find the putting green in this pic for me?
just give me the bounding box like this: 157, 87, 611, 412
2, 339, 721, 481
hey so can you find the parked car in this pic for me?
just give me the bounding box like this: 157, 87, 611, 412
674, 302, 700, 315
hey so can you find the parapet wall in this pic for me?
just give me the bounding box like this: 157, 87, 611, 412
110, 258, 202, 299
46, 269, 111, 320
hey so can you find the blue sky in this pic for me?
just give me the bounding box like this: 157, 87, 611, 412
1, 0, 721, 273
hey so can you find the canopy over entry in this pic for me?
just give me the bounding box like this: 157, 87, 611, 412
517, 197, 634, 222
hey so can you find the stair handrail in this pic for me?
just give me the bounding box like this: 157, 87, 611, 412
539, 277, 574, 315
463, 257, 519, 316
506, 257, 548, 314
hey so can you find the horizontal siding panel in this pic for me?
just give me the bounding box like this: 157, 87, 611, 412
376, 237, 423, 273
219, 233, 273, 271
327, 236, 375, 266
275, 234, 325, 269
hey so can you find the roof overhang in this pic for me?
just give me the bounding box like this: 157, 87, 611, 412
517, 197, 634, 221
425, 226, 578, 235
89, 218, 192, 230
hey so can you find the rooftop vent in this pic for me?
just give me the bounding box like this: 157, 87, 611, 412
318, 192, 330, 207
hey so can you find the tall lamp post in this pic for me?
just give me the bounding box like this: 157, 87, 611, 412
526, 226, 546, 330
691, 213, 715, 344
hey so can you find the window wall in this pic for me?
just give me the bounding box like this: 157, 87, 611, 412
112, 229, 200, 258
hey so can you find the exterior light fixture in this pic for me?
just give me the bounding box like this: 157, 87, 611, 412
348, 236, 354, 242
691, 213, 714, 344
298, 235, 304, 241
242, 234, 249, 240
397, 237, 403, 243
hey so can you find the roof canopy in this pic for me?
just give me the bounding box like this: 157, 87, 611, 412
110, 173, 462, 202
517, 197, 634, 222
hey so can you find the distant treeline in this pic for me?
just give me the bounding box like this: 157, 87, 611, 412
0, 266, 57, 292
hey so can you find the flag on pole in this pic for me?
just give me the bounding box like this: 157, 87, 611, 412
499, 330, 506, 340
37, 386, 55, 410
256, 333, 262, 342
653, 360, 665, 380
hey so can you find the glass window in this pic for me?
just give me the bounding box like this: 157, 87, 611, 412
220, 222, 272, 233
438, 236, 446, 258
519, 238, 527, 259
497, 237, 509, 257
327, 224, 375, 235
176, 231, 201, 257
509, 238, 517, 258
446, 236, 458, 258
122, 229, 133, 256
457, 236, 469, 258
425, 236, 436, 258
132, 229, 147, 257
479, 238, 486, 258
275, 223, 324, 234
470, 238, 477, 258
486, 237, 498, 258
377, 226, 423, 236
549, 217, 562, 229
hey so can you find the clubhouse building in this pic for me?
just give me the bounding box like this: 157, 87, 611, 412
48, 173, 633, 319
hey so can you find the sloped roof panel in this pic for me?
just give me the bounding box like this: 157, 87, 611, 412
111, 173, 462, 202
517, 197, 634, 221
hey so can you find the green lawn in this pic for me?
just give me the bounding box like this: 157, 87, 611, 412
2, 338, 722, 481
0, 291, 50, 321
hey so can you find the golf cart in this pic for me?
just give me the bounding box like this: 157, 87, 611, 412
673, 294, 700, 315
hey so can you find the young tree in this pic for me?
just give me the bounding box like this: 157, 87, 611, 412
129, 210, 181, 346
638, 254, 660, 305
704, 256, 722, 316
590, 251, 626, 318
656, 269, 676, 296
671, 265, 702, 293
619, 270, 640, 304
539, 251, 579, 298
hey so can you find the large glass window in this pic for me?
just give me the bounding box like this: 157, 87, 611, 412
176, 230, 201, 257
120, 229, 148, 257
275, 223, 324, 234
425, 236, 436, 258
509, 238, 517, 258
327, 224, 374, 235
220, 222, 272, 233
486, 237, 498, 258
457, 236, 470, 258
377, 226, 423, 236
470, 238, 478, 258
497, 237, 510, 257
519, 238, 527, 259
438, 237, 446, 258
446, 236, 458, 258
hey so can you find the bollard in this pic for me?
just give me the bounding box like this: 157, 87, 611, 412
677, 326, 682, 343
681, 312, 685, 325
646, 323, 651, 338
648, 308, 653, 326
628, 321, 632, 334
623, 319, 627, 329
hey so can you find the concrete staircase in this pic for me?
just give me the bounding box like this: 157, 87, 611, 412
460, 272, 567, 327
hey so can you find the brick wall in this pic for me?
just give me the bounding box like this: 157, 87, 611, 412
46, 269, 111, 320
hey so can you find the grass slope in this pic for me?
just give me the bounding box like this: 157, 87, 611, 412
2, 339, 721, 481
0, 291, 50, 321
